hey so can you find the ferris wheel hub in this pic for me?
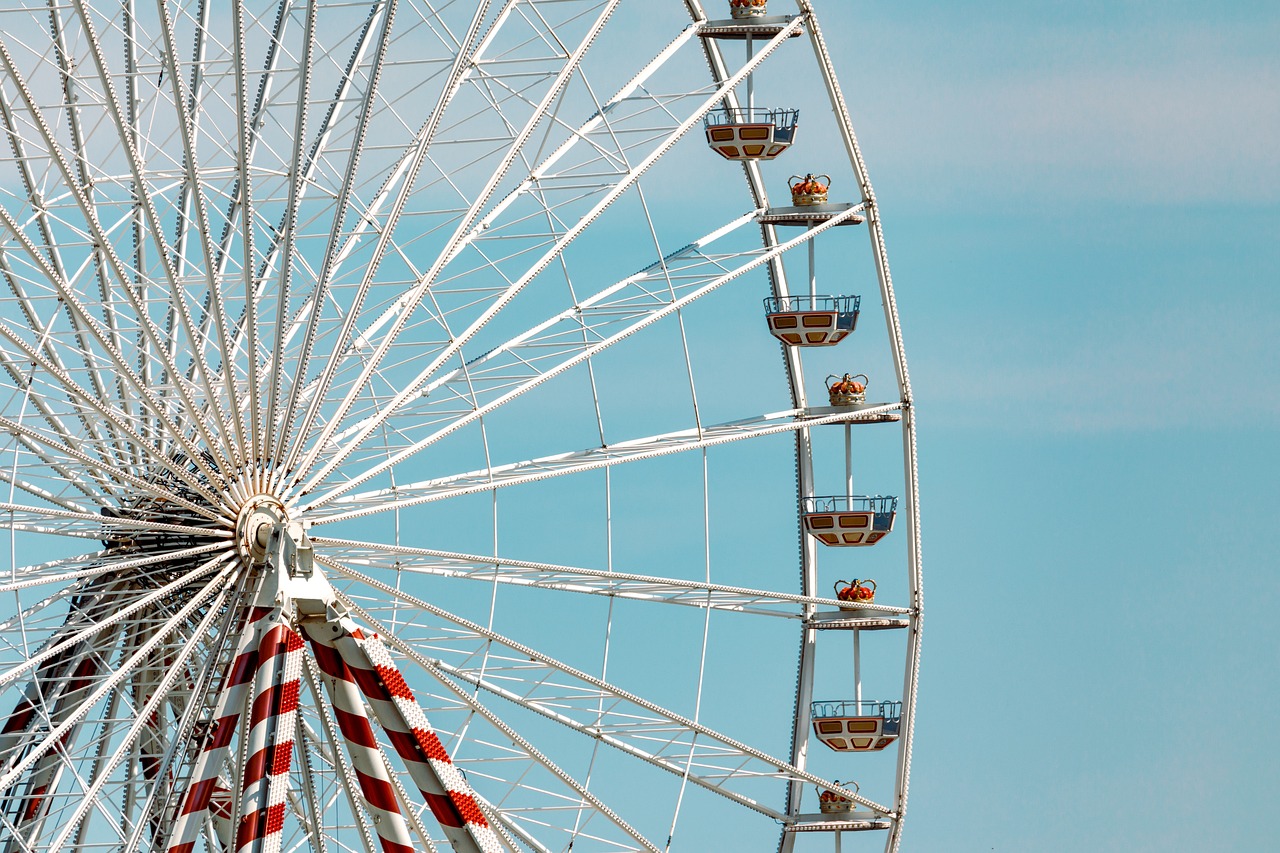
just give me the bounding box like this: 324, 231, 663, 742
235, 495, 288, 564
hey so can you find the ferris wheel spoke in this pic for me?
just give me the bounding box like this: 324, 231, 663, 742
310, 403, 898, 523
0, 206, 234, 501
0, 553, 234, 698
0, 413, 226, 521
145, 0, 251, 469
4, 501, 225, 542
0, 543, 229, 598
275, 34, 730, 469
0, 318, 233, 511
286, 0, 625, 493
0, 450, 97, 515
328, 567, 888, 820
0, 302, 92, 485
299, 198, 863, 509
192, 0, 293, 467
227, 0, 266, 472
262, 0, 396, 473
0, 211, 136, 477
345, 601, 681, 853
46, 8, 142, 471
0, 560, 238, 845
291, 115, 782, 504
347, 208, 769, 439
0, 18, 239, 476
312, 537, 905, 620
279, 7, 701, 442
35, 581, 233, 853
0, 504, 229, 548
274, 0, 494, 482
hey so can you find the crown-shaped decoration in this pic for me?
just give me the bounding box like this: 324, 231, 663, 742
818, 782, 858, 813
834, 578, 876, 605
826, 372, 868, 406
729, 0, 768, 19
789, 173, 830, 206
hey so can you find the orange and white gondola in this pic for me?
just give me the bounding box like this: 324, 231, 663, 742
764, 295, 860, 346
802, 495, 898, 547
810, 700, 902, 753
704, 107, 799, 161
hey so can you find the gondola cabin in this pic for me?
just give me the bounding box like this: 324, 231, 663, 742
803, 496, 896, 547
811, 700, 901, 753
763, 295, 859, 346
704, 107, 799, 161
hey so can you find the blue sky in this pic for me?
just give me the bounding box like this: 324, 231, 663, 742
0, 1, 1272, 849
822, 1, 1278, 849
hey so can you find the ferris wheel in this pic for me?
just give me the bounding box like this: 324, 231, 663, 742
0, 0, 922, 851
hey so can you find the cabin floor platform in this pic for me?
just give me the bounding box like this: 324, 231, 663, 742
785, 815, 893, 833
808, 611, 909, 631
699, 15, 804, 39
759, 202, 865, 226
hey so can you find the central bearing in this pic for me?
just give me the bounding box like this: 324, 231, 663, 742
234, 495, 288, 564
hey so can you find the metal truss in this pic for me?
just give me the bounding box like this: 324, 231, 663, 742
0, 1, 921, 851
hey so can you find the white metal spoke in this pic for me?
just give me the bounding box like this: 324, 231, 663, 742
313, 403, 899, 522
291, 16, 805, 500
0, 22, 236, 477
312, 537, 906, 618
270, 0, 398, 474
0, 211, 228, 509
302, 200, 866, 511
0, 413, 225, 521
74, 0, 244, 470
0, 47, 129, 475
40, 581, 232, 852
0, 553, 232, 694
0, 315, 232, 512
0, 556, 238, 798
343, 605, 698, 853
0, 543, 228, 596
287, 0, 626, 495
330, 566, 887, 818
275, 0, 494, 483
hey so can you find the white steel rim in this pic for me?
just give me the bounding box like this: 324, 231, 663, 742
0, 1, 921, 851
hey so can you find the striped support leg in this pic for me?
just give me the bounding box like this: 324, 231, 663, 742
302, 623, 419, 853
320, 617, 506, 853
235, 619, 305, 853
166, 605, 274, 853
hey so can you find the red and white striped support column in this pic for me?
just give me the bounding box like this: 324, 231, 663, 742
303, 628, 417, 853
305, 617, 506, 853
167, 605, 273, 853
235, 619, 304, 853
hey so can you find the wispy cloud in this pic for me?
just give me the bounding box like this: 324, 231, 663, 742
832, 10, 1280, 207
914, 299, 1280, 432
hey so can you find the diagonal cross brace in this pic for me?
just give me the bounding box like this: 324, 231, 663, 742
300, 614, 509, 853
